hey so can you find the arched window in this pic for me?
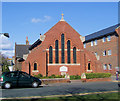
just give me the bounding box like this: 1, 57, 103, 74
73, 47, 76, 63
49, 46, 53, 63
34, 63, 37, 70
61, 34, 65, 63
55, 40, 59, 63
67, 40, 71, 63
88, 63, 90, 70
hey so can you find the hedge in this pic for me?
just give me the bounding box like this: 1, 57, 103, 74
85, 73, 111, 79
34, 74, 65, 79
70, 75, 81, 80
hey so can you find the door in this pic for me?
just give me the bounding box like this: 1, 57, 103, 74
29, 63, 31, 75
6, 72, 19, 86
18, 72, 31, 86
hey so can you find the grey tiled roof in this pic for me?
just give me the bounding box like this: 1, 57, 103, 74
15, 45, 31, 58
85, 23, 120, 42
29, 39, 42, 50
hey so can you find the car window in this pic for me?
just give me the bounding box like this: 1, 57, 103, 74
20, 72, 30, 78
6, 72, 18, 78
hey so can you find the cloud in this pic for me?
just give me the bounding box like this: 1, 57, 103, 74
31, 16, 51, 23
0, 50, 14, 58
0, 34, 14, 58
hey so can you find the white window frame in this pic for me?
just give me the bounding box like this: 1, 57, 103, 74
102, 37, 106, 42
108, 50, 111, 55
107, 36, 111, 41
84, 43, 86, 48
108, 64, 112, 70
103, 50, 106, 56
103, 64, 107, 70
91, 41, 94, 46
94, 39, 97, 45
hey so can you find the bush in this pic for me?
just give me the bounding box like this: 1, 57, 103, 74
2, 65, 10, 72
70, 75, 81, 80
85, 73, 111, 79
34, 74, 43, 78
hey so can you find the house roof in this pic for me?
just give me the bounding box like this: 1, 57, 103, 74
29, 39, 42, 50
15, 44, 31, 58
85, 23, 120, 42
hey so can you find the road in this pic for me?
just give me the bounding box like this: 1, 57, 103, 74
0, 81, 119, 99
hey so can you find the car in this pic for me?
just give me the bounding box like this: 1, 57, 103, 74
0, 71, 42, 89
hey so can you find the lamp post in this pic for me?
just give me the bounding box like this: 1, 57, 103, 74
0, 33, 9, 38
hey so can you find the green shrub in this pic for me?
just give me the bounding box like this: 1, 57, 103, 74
85, 73, 111, 79
70, 75, 81, 80
34, 74, 43, 78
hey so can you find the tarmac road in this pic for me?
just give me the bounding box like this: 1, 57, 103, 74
0, 81, 119, 99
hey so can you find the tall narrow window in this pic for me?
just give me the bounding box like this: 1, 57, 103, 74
108, 50, 111, 55
34, 63, 37, 70
94, 40, 97, 45
103, 50, 106, 56
107, 36, 111, 41
73, 47, 76, 63
88, 63, 90, 70
103, 64, 107, 70
108, 64, 112, 70
84, 43, 86, 48
55, 40, 59, 63
91, 41, 94, 46
49, 46, 53, 63
103, 37, 106, 42
67, 40, 71, 63
61, 34, 65, 63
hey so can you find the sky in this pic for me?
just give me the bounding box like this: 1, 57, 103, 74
0, 1, 119, 58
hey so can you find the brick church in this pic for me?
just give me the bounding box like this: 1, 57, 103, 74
21, 14, 104, 76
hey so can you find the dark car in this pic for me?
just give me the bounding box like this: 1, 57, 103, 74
0, 71, 41, 89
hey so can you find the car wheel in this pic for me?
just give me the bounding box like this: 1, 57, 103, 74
32, 81, 39, 88
4, 82, 11, 89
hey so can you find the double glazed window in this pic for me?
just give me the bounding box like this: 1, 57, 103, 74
61, 34, 65, 63
55, 40, 59, 63
49, 46, 53, 63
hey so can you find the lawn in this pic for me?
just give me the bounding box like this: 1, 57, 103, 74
2, 92, 119, 101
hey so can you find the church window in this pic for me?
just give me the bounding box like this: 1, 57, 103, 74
49, 46, 53, 63
34, 63, 37, 70
67, 40, 71, 63
55, 40, 59, 63
73, 47, 76, 63
61, 34, 65, 63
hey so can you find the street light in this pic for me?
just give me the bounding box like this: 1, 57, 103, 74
0, 33, 9, 38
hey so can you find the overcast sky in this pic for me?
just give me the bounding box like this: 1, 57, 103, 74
0, 1, 119, 58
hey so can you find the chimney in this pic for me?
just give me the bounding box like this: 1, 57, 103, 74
26, 36, 29, 45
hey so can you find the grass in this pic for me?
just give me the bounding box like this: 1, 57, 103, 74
2, 92, 119, 101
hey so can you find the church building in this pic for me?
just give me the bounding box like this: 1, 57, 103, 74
22, 14, 104, 76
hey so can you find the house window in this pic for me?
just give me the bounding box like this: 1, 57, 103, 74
67, 40, 71, 64
94, 52, 98, 57
55, 40, 59, 63
61, 34, 65, 63
94, 40, 97, 45
49, 46, 53, 63
108, 50, 111, 55
108, 64, 112, 70
88, 63, 91, 70
84, 43, 86, 48
91, 41, 94, 46
103, 37, 106, 42
103, 64, 107, 70
73, 47, 76, 63
107, 36, 111, 41
34, 63, 37, 70
103, 50, 106, 56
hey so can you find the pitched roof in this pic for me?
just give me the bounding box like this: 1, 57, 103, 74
85, 23, 120, 42
15, 44, 31, 58
29, 39, 42, 50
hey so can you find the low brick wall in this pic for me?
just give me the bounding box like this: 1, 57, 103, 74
41, 78, 71, 84
81, 78, 111, 82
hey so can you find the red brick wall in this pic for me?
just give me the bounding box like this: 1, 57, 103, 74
22, 21, 103, 76
84, 34, 118, 74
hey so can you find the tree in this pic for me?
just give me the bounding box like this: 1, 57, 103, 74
0, 52, 10, 72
